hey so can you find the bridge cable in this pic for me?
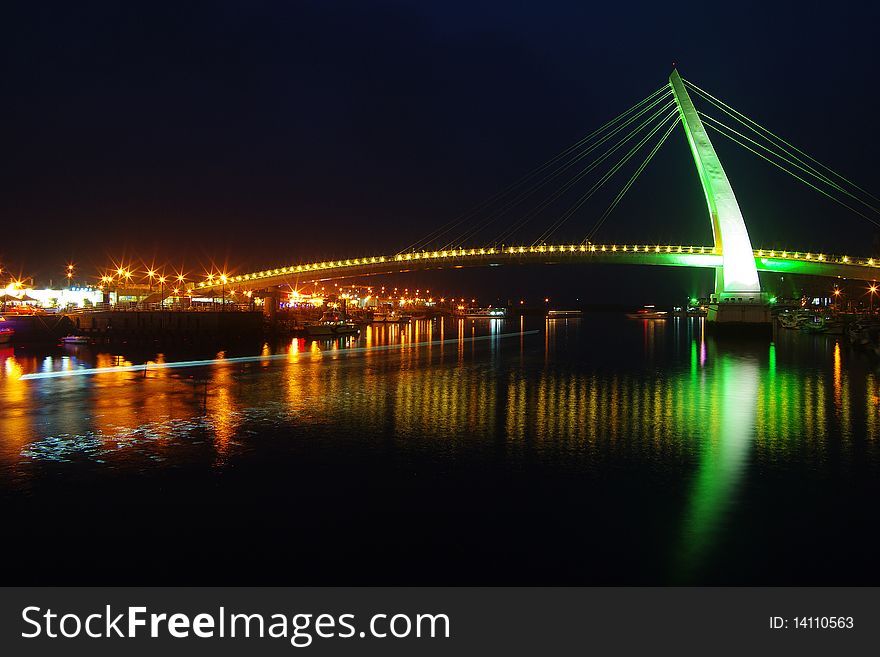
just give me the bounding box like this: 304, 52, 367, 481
702, 120, 880, 229
491, 99, 676, 246
698, 112, 880, 218
553, 108, 681, 245
431, 88, 673, 251
458, 97, 676, 247
584, 114, 682, 243
697, 111, 847, 192
532, 107, 681, 245
489, 99, 677, 246
684, 78, 880, 207
399, 85, 672, 254
437, 89, 675, 251
689, 87, 880, 218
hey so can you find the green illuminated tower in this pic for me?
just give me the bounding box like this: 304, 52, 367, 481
669, 69, 763, 302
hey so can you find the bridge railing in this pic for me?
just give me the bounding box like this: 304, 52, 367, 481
192, 244, 724, 291
191, 243, 879, 293
753, 248, 877, 268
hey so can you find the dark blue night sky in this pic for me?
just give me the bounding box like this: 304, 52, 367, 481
3, 0, 879, 301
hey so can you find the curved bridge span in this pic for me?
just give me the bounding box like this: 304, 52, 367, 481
192, 244, 879, 295
191, 73, 879, 306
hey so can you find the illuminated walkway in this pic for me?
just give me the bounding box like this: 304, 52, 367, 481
193, 243, 879, 295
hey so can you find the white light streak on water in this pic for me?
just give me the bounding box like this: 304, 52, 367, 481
18, 331, 539, 380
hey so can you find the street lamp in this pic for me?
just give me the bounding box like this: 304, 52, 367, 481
101, 274, 115, 306
99, 274, 111, 304
175, 274, 186, 306
158, 275, 166, 307
66, 263, 74, 288
113, 268, 131, 307
147, 269, 156, 291
220, 274, 228, 311
869, 284, 878, 313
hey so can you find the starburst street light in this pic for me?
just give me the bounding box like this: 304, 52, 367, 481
869, 284, 878, 313
219, 274, 228, 310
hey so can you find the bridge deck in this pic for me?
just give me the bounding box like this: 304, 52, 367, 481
191, 244, 879, 294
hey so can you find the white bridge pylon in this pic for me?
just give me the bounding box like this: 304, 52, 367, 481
669, 69, 762, 299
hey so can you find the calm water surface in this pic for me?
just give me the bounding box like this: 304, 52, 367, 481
1, 315, 878, 584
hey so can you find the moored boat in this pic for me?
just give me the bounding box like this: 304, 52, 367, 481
778, 310, 811, 329
801, 316, 827, 333
626, 305, 667, 320
547, 309, 582, 318
462, 307, 506, 319
371, 309, 410, 323
670, 305, 707, 318
0, 317, 13, 344
61, 335, 91, 345
304, 312, 360, 337
848, 318, 880, 348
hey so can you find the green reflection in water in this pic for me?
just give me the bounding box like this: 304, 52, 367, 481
675, 345, 758, 581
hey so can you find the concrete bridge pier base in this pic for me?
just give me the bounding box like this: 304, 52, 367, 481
263, 290, 282, 325
706, 290, 772, 335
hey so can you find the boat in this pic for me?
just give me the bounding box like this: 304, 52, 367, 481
462, 308, 506, 319
625, 305, 668, 320
547, 309, 582, 318
801, 316, 827, 333
778, 310, 811, 329
304, 312, 360, 338
0, 317, 13, 344
670, 305, 707, 318
372, 309, 409, 323
847, 318, 880, 348
60, 335, 91, 345
823, 319, 846, 335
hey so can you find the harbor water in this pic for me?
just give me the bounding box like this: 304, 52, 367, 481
1, 315, 878, 584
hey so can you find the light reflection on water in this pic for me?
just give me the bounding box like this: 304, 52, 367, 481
1, 315, 879, 584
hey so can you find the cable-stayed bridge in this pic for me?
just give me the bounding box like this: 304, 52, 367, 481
193, 70, 880, 325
